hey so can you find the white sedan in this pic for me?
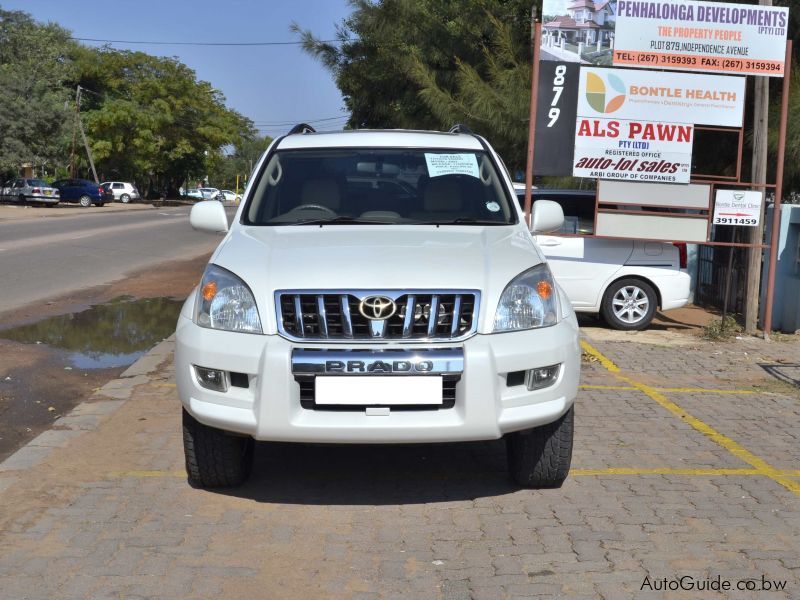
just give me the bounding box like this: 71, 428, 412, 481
514, 186, 690, 330
219, 189, 242, 203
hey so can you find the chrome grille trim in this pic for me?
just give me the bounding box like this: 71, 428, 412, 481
451, 295, 462, 336
340, 295, 353, 338
275, 289, 480, 343
293, 295, 304, 335
402, 295, 416, 338
427, 295, 439, 337
316, 295, 328, 338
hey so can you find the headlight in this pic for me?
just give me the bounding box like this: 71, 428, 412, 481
493, 264, 559, 332
194, 264, 262, 333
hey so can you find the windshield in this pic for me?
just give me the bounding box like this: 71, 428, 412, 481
28, 179, 48, 187
244, 148, 516, 225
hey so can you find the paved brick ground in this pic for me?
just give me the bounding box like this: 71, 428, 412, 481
0, 330, 798, 599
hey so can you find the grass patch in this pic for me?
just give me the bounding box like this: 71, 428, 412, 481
702, 315, 742, 341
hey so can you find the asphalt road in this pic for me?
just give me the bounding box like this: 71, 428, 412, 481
0, 206, 232, 317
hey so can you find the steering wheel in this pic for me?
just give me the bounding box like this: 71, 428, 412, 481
293, 204, 337, 216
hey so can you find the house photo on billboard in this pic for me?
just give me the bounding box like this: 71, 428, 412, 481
542, 0, 617, 65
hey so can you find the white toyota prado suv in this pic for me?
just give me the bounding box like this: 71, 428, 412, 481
175, 125, 580, 489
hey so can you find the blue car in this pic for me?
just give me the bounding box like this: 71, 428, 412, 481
51, 179, 113, 207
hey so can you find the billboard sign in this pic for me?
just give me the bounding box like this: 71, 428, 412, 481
613, 0, 789, 77
713, 190, 764, 227
533, 61, 580, 176
577, 67, 746, 127
573, 117, 693, 183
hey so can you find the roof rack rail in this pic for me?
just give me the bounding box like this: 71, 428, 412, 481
288, 123, 316, 135
449, 123, 473, 135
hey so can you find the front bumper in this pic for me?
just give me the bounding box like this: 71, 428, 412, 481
175, 316, 580, 443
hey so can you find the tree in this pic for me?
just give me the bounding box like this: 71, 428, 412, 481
70, 48, 254, 196
0, 9, 75, 178
294, 0, 533, 167
207, 135, 273, 191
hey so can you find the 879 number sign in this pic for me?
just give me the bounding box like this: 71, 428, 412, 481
534, 62, 579, 176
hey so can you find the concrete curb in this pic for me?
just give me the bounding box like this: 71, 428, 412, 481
0, 335, 176, 483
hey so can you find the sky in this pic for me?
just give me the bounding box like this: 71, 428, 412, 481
7, 0, 352, 139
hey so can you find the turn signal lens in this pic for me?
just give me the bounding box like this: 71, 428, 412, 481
537, 280, 553, 301
202, 281, 217, 301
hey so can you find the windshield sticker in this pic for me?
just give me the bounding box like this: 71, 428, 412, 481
425, 153, 480, 178
486, 201, 501, 213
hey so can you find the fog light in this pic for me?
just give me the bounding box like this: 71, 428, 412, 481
194, 366, 228, 392
524, 364, 561, 391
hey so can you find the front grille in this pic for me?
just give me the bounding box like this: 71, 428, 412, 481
295, 375, 460, 411
276, 290, 479, 341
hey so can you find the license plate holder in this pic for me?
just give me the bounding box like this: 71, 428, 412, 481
315, 376, 443, 406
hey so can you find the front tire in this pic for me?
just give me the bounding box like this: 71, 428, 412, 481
79, 195, 92, 208
17, 194, 26, 204
182, 409, 254, 488
600, 278, 657, 330
506, 406, 574, 488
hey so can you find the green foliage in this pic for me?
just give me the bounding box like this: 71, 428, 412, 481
0, 8, 255, 194
295, 0, 535, 168
207, 135, 273, 191
72, 48, 254, 195
0, 9, 75, 176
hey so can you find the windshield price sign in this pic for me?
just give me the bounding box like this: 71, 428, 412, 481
713, 190, 763, 227
613, 0, 789, 77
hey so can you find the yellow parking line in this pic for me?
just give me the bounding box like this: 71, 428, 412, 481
572, 468, 763, 476
657, 387, 755, 395
580, 340, 800, 497
579, 385, 754, 395
580, 384, 636, 391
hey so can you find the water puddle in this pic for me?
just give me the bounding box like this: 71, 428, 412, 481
0, 296, 183, 369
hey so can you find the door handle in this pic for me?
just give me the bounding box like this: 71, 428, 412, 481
538, 238, 562, 247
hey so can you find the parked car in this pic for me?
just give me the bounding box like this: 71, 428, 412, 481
185, 189, 203, 201
219, 189, 241, 203
513, 185, 690, 330
0, 178, 59, 205
101, 181, 140, 203
198, 187, 223, 201
176, 126, 581, 489
51, 179, 112, 207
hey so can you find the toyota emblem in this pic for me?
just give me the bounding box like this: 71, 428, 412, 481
359, 296, 397, 320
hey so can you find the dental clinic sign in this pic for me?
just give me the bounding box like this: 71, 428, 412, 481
613, 0, 789, 77
573, 118, 693, 183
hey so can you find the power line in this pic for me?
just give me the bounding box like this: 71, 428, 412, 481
71, 37, 344, 47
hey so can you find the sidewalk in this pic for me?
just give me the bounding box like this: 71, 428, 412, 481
0, 331, 798, 598
0, 202, 155, 221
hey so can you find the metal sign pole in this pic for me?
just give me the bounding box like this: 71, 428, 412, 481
523, 20, 543, 226
763, 40, 793, 338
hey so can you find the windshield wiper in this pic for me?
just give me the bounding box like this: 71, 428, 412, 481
287, 216, 395, 226
414, 218, 508, 226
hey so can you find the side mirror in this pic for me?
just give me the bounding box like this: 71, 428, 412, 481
190, 200, 228, 233
530, 200, 564, 234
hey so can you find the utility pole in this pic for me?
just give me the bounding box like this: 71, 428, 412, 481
743, 0, 772, 335
75, 86, 99, 184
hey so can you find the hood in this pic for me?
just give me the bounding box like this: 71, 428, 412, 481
212, 224, 543, 335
